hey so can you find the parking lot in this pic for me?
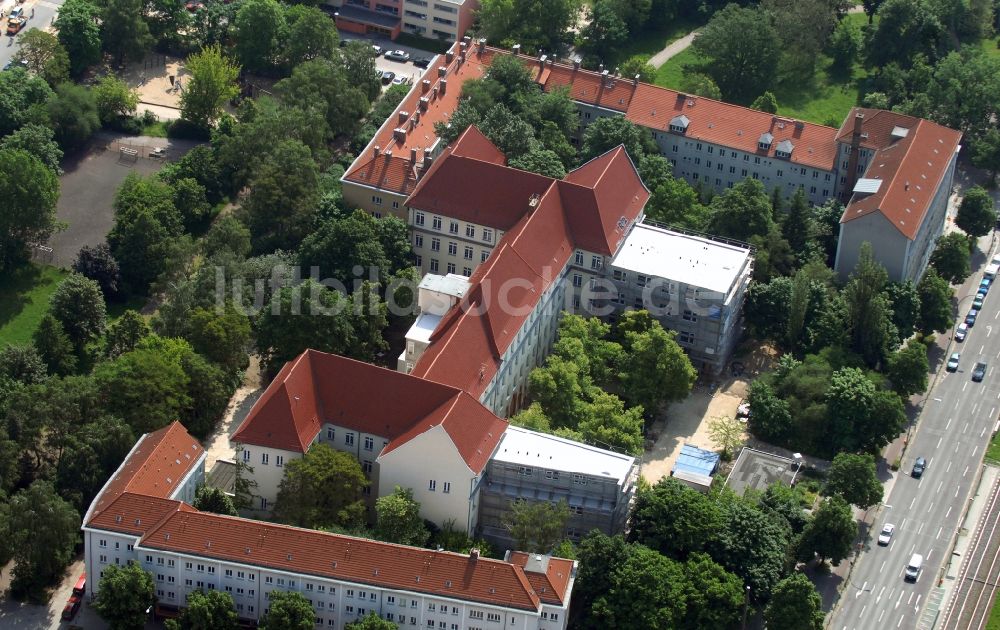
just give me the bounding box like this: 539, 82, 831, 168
339, 33, 440, 93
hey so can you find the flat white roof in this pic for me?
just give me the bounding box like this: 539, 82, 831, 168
407, 312, 443, 343
854, 178, 882, 194
610, 223, 751, 295
418, 273, 470, 298
491, 426, 635, 483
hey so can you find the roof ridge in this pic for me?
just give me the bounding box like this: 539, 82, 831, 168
871, 119, 923, 238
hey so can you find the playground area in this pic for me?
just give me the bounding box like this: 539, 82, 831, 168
119, 54, 190, 121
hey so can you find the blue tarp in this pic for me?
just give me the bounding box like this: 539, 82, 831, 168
673, 444, 720, 478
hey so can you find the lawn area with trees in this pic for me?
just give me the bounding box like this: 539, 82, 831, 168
0, 265, 69, 346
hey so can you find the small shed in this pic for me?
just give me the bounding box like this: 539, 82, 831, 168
671, 444, 720, 493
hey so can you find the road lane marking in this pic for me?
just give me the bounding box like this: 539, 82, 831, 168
896, 590, 904, 609
929, 502, 934, 513
965, 422, 970, 434
965, 465, 970, 477
918, 522, 925, 534
898, 614, 905, 627
946, 417, 953, 430
982, 344, 986, 354
910, 497, 916, 509
947, 460, 953, 472
947, 505, 953, 518
938, 436, 943, 449
915, 594, 922, 612
880, 561, 886, 574
902, 518, 908, 529
927, 549, 933, 561
974, 445, 979, 456
909, 592, 915, 605
909, 544, 915, 556
878, 609, 885, 623
937, 526, 943, 539
993, 406, 996, 417
937, 480, 943, 493
956, 486, 962, 497
964, 382, 969, 392
859, 605, 866, 617
983, 426, 988, 438
878, 586, 886, 602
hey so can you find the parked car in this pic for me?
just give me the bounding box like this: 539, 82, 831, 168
973, 362, 987, 382
981, 278, 992, 294
911, 456, 926, 478
974, 294, 985, 310
6, 16, 26, 34
380, 71, 396, 84
877, 523, 895, 546
9, 6, 23, 18
372, 45, 383, 57
967, 309, 979, 327
72, 572, 87, 597
391, 75, 411, 86
947, 352, 960, 372
61, 594, 81, 621
412, 57, 432, 68
956, 322, 969, 342
385, 49, 410, 62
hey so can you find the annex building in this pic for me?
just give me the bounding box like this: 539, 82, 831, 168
83, 421, 577, 630
341, 39, 962, 284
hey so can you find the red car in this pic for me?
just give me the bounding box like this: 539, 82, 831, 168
61, 594, 81, 621
72, 572, 86, 596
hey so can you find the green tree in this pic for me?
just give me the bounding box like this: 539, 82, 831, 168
679, 72, 723, 99
234, 0, 286, 73
339, 41, 381, 103
619, 322, 696, 416
578, 0, 629, 64
0, 67, 54, 138
47, 82, 100, 151
502, 499, 571, 553
145, 0, 191, 51
186, 305, 251, 373
14, 29, 70, 87
92, 75, 139, 125
33, 314, 77, 376
591, 544, 689, 628
916, 268, 954, 334
972, 128, 1000, 184
8, 481, 80, 599
92, 563, 155, 629
260, 591, 315, 630
797, 496, 857, 565
0, 148, 60, 272
828, 16, 862, 71
826, 367, 906, 453
283, 5, 339, 68
273, 443, 368, 529
100, 0, 153, 65
93, 346, 191, 434
202, 215, 251, 258
345, 612, 398, 630
764, 573, 825, 630
886, 339, 929, 396
54, 0, 102, 76
375, 486, 430, 547
620, 54, 657, 82
864, 0, 946, 69
168, 589, 238, 630
750, 90, 779, 113
708, 178, 775, 242
193, 484, 238, 516
104, 310, 149, 358
683, 552, 746, 629
0, 344, 47, 385
476, 0, 581, 55
782, 187, 812, 254
710, 493, 790, 599
578, 391, 644, 455
885, 280, 921, 341
181, 45, 241, 129
843, 243, 895, 366
692, 4, 781, 102
574, 531, 632, 626
762, 0, 838, 77
629, 477, 723, 559
956, 186, 996, 238
528, 357, 588, 428
708, 415, 745, 460
930, 231, 972, 284
242, 139, 319, 253
923, 48, 1000, 141
826, 453, 883, 509
298, 210, 393, 284
108, 173, 182, 294
50, 273, 107, 350
0, 123, 63, 174
508, 148, 567, 178
275, 57, 370, 143
580, 115, 656, 162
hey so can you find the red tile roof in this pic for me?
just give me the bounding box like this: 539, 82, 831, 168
86, 492, 194, 536
838, 108, 962, 240
84, 421, 204, 527
506, 552, 575, 606
232, 350, 507, 473
343, 154, 421, 196
139, 510, 543, 611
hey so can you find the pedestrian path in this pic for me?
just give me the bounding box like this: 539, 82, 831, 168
647, 31, 697, 69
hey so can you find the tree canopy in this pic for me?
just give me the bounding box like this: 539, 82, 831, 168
273, 443, 368, 530
825, 452, 883, 509
93, 562, 156, 630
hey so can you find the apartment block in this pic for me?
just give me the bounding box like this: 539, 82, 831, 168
329, 0, 478, 42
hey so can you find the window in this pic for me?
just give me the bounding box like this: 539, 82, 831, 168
612, 269, 627, 281
259, 497, 268, 509
430, 259, 439, 273
388, 596, 396, 605
446, 262, 455, 274
443, 482, 451, 493
414, 234, 423, 248
545, 470, 560, 480
265, 576, 273, 584
345, 432, 355, 446
100, 539, 108, 548
432, 216, 442, 231
466, 225, 475, 238
99, 554, 108, 564
574, 251, 584, 265
327, 428, 335, 441
777, 169, 783, 177
572, 274, 582, 288
754, 156, 761, 164
591, 256, 602, 270
225, 569, 233, 578
470, 611, 484, 620
518, 466, 533, 476
678, 331, 695, 344
208, 567, 216, 574
636, 274, 649, 287
482, 228, 493, 243
363, 460, 373, 474
428, 604, 436, 612
481, 251, 489, 263
276, 455, 283, 467
487, 613, 501, 622
682, 310, 698, 323
448, 242, 457, 256
573, 473, 588, 485
415, 212, 425, 226
430, 238, 440, 252
463, 267, 472, 276
364, 436, 374, 451
185, 562, 193, 570
429, 480, 437, 491
449, 221, 459, 234
242, 449, 250, 462
372, 196, 382, 206
464, 246, 473, 260
392, 201, 400, 209
261, 453, 269, 465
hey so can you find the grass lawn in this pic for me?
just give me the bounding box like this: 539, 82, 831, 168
980, 36, 1000, 59
140, 120, 169, 138
985, 426, 1000, 465
987, 589, 1000, 630
653, 12, 869, 126
618, 17, 703, 62
0, 264, 69, 348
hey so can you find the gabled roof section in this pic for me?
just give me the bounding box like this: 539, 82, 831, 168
234, 350, 505, 473
835, 108, 923, 150
343, 153, 421, 196
840, 117, 962, 240
87, 492, 194, 536
84, 421, 204, 526
139, 510, 543, 611
448, 124, 506, 164
506, 552, 575, 606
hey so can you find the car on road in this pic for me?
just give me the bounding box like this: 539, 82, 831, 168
380, 71, 396, 84
973, 361, 987, 382
384, 49, 410, 62
974, 294, 985, 310
956, 322, 969, 342
947, 352, 961, 372
877, 523, 895, 546
61, 594, 81, 621
905, 553, 924, 581
967, 309, 979, 326
912, 456, 926, 478
6, 16, 26, 34
412, 57, 432, 68
72, 572, 86, 597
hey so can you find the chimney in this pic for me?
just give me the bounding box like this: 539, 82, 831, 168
438, 66, 447, 78
633, 74, 640, 86
512, 44, 521, 55
410, 148, 417, 163
463, 35, 471, 45
470, 548, 480, 561
373, 145, 381, 158
384, 150, 393, 159
598, 63, 604, 73
477, 38, 486, 55
573, 59, 580, 70
393, 128, 406, 142
421, 79, 431, 93
446, 51, 454, 64
418, 96, 429, 111
431, 86, 438, 100
459, 41, 468, 52
423, 148, 432, 165
539, 54, 547, 68
459, 50, 466, 64
398, 111, 409, 124
440, 79, 447, 95
843, 112, 865, 201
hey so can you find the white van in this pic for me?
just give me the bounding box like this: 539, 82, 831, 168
986, 263, 999, 280
905, 553, 923, 581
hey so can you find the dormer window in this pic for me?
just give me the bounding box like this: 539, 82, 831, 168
758, 132, 773, 151
669, 114, 690, 134
775, 139, 794, 159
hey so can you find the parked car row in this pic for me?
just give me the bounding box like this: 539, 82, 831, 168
365, 43, 433, 69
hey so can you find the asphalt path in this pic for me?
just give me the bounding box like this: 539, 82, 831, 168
0, 0, 64, 71
830, 245, 1000, 630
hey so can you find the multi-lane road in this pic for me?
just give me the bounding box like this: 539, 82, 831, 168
0, 0, 64, 71
830, 249, 1000, 630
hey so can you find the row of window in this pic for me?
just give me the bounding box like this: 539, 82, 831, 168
413, 212, 494, 243
428, 479, 451, 493
370, 196, 401, 210
423, 258, 472, 276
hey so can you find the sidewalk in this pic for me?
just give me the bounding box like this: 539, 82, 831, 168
648, 31, 697, 69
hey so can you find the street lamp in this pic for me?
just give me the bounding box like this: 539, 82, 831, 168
790, 452, 804, 485
741, 585, 751, 630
